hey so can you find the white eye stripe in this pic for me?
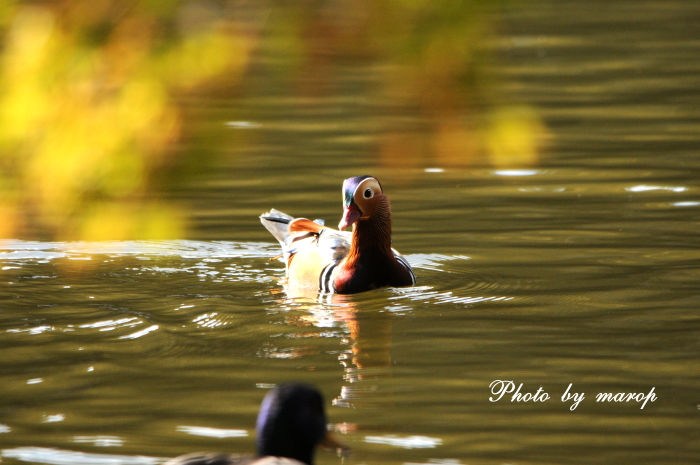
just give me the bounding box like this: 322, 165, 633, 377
353, 178, 381, 201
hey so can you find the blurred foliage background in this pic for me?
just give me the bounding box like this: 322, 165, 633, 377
0, 0, 546, 241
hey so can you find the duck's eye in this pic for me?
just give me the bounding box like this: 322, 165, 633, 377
363, 188, 373, 198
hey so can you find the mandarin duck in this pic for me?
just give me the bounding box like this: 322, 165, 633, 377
163, 383, 346, 465
260, 175, 415, 294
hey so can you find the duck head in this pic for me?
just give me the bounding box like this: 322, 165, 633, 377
256, 383, 343, 465
338, 175, 384, 231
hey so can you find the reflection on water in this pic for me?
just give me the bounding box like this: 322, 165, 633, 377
1, 239, 504, 465
2, 447, 165, 465
364, 435, 443, 449
2, 223, 698, 464
0, 0, 547, 241
175, 426, 248, 439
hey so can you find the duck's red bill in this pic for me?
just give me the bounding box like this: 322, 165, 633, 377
338, 204, 361, 231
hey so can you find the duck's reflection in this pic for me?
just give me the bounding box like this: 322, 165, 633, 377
275, 284, 397, 409
332, 300, 394, 408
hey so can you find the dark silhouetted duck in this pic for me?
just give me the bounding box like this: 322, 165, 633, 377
261, 175, 416, 294
163, 383, 346, 465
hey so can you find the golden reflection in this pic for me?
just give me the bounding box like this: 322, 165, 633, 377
279, 286, 397, 409
333, 305, 396, 409
261, 0, 549, 173
485, 105, 550, 168
0, 0, 546, 240
0, 1, 253, 240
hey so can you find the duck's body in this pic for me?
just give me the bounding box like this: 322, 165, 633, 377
260, 176, 415, 294
163, 383, 344, 465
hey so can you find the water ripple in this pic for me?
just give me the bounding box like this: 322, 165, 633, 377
0, 240, 279, 261
1, 447, 166, 465
365, 435, 443, 449
118, 325, 159, 340
175, 426, 248, 438
72, 436, 124, 447
389, 287, 512, 306
406, 253, 471, 273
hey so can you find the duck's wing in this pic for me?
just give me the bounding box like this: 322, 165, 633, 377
314, 229, 350, 263
260, 209, 295, 246
261, 210, 354, 290
284, 227, 351, 292
260, 210, 330, 254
